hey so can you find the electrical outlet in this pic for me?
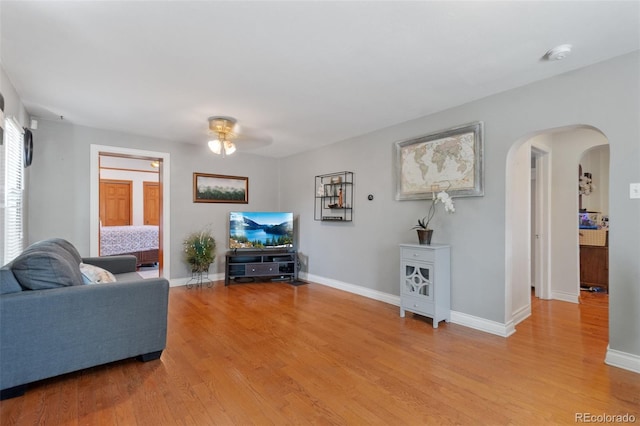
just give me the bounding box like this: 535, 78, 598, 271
630, 183, 640, 199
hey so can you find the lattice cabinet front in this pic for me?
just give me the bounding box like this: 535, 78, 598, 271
402, 263, 434, 300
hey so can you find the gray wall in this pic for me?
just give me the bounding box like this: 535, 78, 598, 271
27, 119, 280, 277
279, 52, 640, 356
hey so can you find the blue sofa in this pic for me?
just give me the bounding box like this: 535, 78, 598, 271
0, 238, 169, 399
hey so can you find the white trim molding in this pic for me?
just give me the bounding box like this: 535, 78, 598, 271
301, 273, 400, 306
605, 346, 640, 374
512, 304, 532, 327
451, 311, 516, 337
551, 290, 579, 304
90, 145, 171, 280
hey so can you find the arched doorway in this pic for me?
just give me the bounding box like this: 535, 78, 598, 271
505, 125, 609, 327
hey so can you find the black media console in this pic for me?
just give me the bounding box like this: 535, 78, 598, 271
225, 249, 299, 285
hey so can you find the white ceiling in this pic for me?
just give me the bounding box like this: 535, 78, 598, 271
1, 1, 638, 158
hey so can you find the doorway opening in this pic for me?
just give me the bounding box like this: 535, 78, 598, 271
578, 145, 610, 295
506, 125, 609, 329
90, 145, 171, 280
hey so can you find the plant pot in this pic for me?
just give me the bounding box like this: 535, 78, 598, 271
416, 229, 433, 245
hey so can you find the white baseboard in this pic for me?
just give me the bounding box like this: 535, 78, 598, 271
302, 273, 513, 337
512, 304, 531, 326
450, 311, 516, 337
301, 273, 400, 306
605, 346, 640, 374
551, 290, 579, 304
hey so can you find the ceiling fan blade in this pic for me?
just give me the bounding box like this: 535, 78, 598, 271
234, 125, 273, 150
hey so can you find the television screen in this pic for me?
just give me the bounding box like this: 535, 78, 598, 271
229, 212, 294, 249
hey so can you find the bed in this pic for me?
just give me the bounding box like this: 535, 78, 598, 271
100, 225, 159, 265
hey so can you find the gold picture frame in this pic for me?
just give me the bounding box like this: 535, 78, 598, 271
193, 173, 249, 204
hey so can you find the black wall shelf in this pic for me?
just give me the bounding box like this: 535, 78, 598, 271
314, 171, 354, 222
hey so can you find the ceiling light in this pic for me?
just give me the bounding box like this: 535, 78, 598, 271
208, 139, 222, 154
223, 140, 236, 155
544, 44, 572, 61
207, 116, 238, 157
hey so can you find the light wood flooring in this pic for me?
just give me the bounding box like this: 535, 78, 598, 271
1, 282, 637, 425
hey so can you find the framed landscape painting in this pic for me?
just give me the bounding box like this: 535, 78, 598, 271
394, 121, 484, 200
193, 173, 248, 203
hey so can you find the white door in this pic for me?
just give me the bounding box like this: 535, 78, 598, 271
531, 147, 550, 300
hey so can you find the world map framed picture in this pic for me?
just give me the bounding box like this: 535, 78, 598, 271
394, 121, 484, 200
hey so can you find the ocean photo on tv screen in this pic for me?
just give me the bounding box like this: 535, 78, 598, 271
229, 212, 293, 249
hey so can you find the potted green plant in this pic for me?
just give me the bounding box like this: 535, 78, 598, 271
412, 190, 455, 245
412, 217, 434, 245
183, 228, 216, 272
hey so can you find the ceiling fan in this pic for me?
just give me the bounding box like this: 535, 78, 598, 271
206, 116, 271, 157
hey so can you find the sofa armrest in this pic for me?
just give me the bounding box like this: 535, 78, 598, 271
82, 255, 137, 274
0, 278, 169, 391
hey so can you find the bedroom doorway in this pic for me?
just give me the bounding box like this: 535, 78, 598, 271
90, 145, 171, 281
98, 156, 160, 275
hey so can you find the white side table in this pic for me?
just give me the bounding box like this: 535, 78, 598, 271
399, 243, 450, 328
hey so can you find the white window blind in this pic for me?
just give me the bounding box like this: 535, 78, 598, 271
2, 117, 25, 264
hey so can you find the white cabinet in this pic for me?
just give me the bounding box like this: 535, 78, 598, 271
399, 244, 450, 328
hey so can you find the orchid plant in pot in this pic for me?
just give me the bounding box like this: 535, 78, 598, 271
412, 189, 455, 245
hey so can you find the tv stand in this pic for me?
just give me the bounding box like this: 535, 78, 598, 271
225, 249, 298, 285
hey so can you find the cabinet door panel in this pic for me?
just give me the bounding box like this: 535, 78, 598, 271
401, 261, 434, 301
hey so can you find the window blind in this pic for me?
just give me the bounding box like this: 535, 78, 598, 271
2, 117, 25, 264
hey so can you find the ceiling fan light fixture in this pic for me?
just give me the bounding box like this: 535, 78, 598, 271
208, 139, 222, 155
224, 140, 236, 155
207, 116, 238, 157
208, 116, 237, 137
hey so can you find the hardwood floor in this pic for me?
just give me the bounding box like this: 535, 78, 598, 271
1, 282, 637, 425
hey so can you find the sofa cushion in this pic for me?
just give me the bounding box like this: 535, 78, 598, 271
0, 266, 22, 294
79, 263, 117, 284
29, 238, 82, 265
11, 250, 84, 290
112, 271, 145, 282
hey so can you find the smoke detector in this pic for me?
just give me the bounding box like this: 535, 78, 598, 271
543, 44, 572, 61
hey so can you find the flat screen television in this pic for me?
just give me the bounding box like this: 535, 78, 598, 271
229, 211, 294, 249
